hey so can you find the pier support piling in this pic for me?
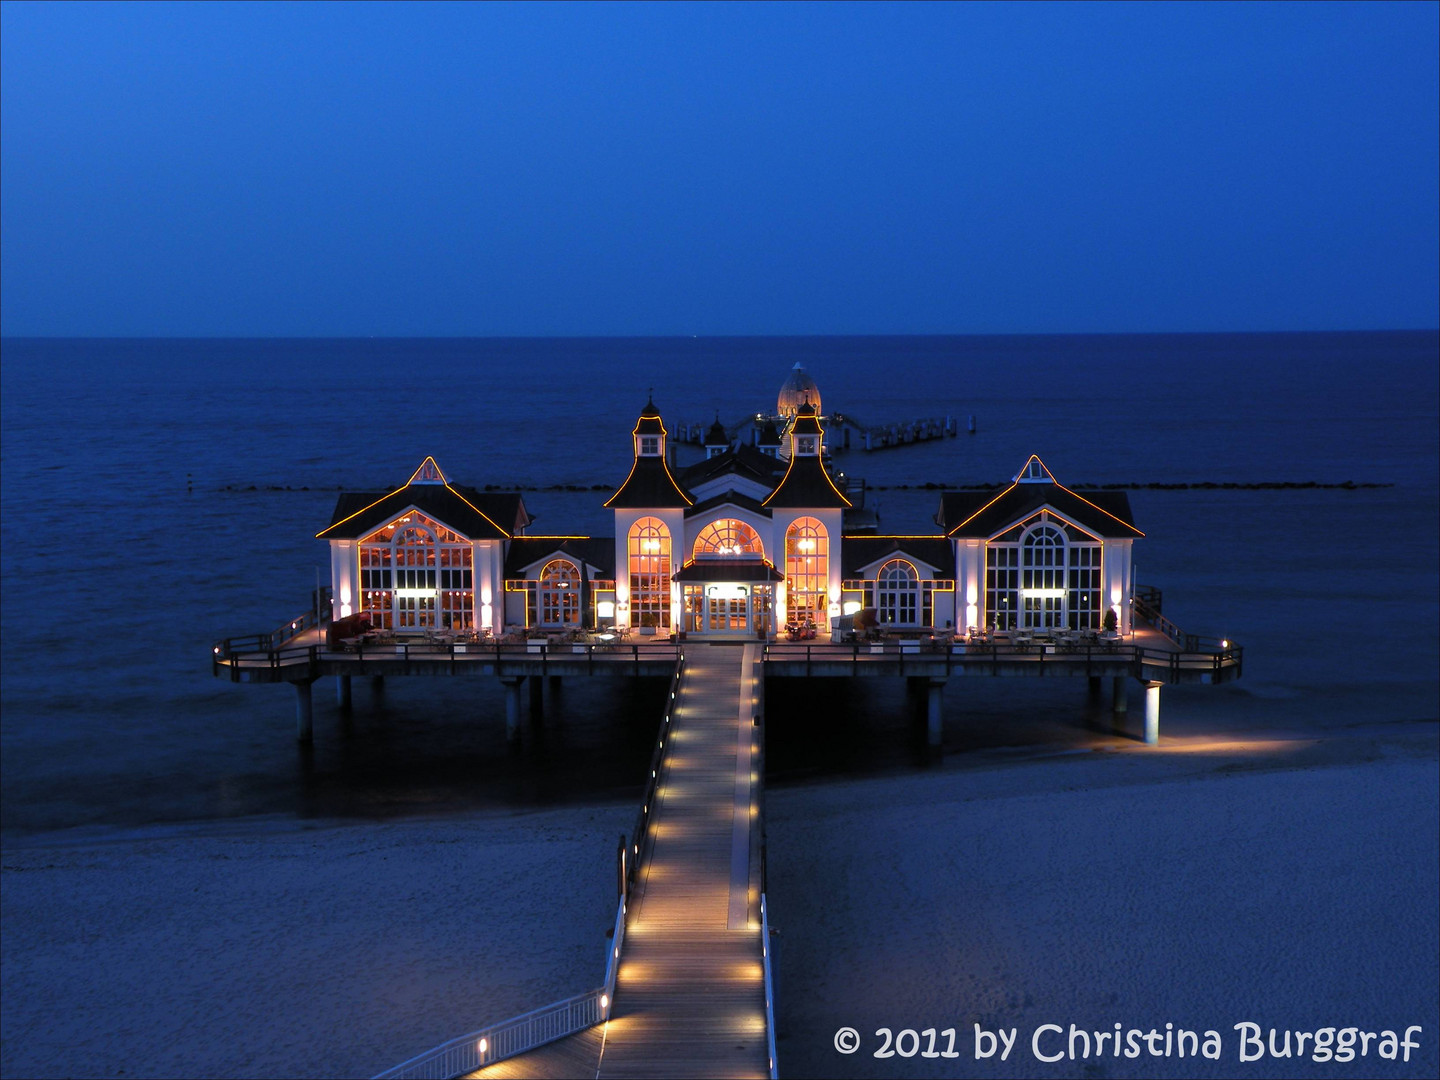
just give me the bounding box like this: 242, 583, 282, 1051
1088, 676, 1102, 698
528, 675, 544, 721
370, 675, 385, 702
336, 675, 352, 711
926, 679, 945, 755
1111, 676, 1128, 715
502, 678, 523, 742
1144, 681, 1162, 745
295, 680, 314, 743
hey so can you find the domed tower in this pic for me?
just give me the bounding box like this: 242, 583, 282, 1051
704, 413, 729, 459
777, 362, 821, 418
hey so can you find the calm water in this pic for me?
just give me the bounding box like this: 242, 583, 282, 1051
2, 333, 1436, 839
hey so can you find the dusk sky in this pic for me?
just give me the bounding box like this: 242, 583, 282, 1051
1, 0, 1436, 337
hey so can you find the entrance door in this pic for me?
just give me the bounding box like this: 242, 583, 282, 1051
704, 585, 750, 634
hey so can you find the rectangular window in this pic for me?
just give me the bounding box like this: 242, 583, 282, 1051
1067, 545, 1102, 629
986, 545, 1019, 630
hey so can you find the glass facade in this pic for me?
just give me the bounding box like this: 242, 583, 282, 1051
785, 517, 828, 624
628, 517, 672, 629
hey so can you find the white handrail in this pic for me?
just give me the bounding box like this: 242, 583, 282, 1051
372, 985, 606, 1080
761, 893, 779, 1080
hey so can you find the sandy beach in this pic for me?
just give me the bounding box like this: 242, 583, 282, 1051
1, 804, 631, 1079
4, 714, 1435, 1080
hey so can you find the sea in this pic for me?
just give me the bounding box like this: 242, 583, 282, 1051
1, 332, 1436, 842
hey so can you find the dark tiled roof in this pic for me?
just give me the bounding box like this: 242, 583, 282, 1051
789, 402, 823, 435
762, 454, 852, 509
937, 484, 1142, 539
673, 559, 784, 582
685, 491, 772, 519
319, 484, 529, 540
604, 458, 694, 508
505, 537, 616, 578
841, 536, 955, 577
676, 444, 786, 489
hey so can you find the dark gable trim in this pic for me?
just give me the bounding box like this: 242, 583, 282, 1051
942, 484, 1142, 539
505, 536, 616, 578
841, 536, 955, 577
318, 483, 521, 540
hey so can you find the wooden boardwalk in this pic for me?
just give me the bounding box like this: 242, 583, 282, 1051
474, 644, 771, 1080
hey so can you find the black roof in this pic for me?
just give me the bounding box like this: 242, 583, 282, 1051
762, 454, 852, 509
936, 484, 1141, 539
633, 397, 665, 436
685, 490, 772, 519
505, 537, 616, 578
841, 536, 955, 577
704, 414, 729, 446
676, 444, 786, 489
319, 484, 529, 540
673, 559, 784, 582
604, 457, 694, 508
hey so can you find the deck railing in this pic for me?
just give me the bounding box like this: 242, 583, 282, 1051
212, 638, 684, 678
761, 893, 779, 1080
761, 638, 1242, 679
626, 654, 686, 892
372, 985, 609, 1080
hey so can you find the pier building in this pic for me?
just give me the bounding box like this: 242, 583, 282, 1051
213, 366, 1240, 751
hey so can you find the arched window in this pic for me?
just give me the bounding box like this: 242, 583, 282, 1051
359, 512, 474, 630
785, 518, 828, 624
539, 559, 580, 627
692, 519, 764, 560
1022, 525, 1066, 628
628, 518, 671, 629
876, 559, 919, 625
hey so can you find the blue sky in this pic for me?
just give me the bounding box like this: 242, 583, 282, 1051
1, 0, 1436, 336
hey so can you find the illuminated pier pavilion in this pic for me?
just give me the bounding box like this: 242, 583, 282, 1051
212, 372, 1241, 750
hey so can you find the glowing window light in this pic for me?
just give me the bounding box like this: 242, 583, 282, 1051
1021, 588, 1066, 599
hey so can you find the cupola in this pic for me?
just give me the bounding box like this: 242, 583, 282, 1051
789, 401, 823, 457
756, 418, 782, 457
777, 362, 821, 418
704, 413, 729, 459
634, 395, 666, 459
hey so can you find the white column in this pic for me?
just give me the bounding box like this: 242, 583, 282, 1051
1144, 681, 1162, 745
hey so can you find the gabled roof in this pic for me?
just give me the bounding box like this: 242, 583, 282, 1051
318, 461, 531, 540
685, 490, 773, 519
935, 457, 1142, 539
504, 537, 616, 578
841, 536, 956, 577
676, 444, 787, 489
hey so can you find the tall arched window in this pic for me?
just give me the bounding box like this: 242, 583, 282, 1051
360, 512, 473, 629
539, 559, 580, 627
628, 518, 671, 629
1022, 525, 1066, 628
692, 519, 764, 559
785, 518, 828, 624
877, 559, 919, 625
